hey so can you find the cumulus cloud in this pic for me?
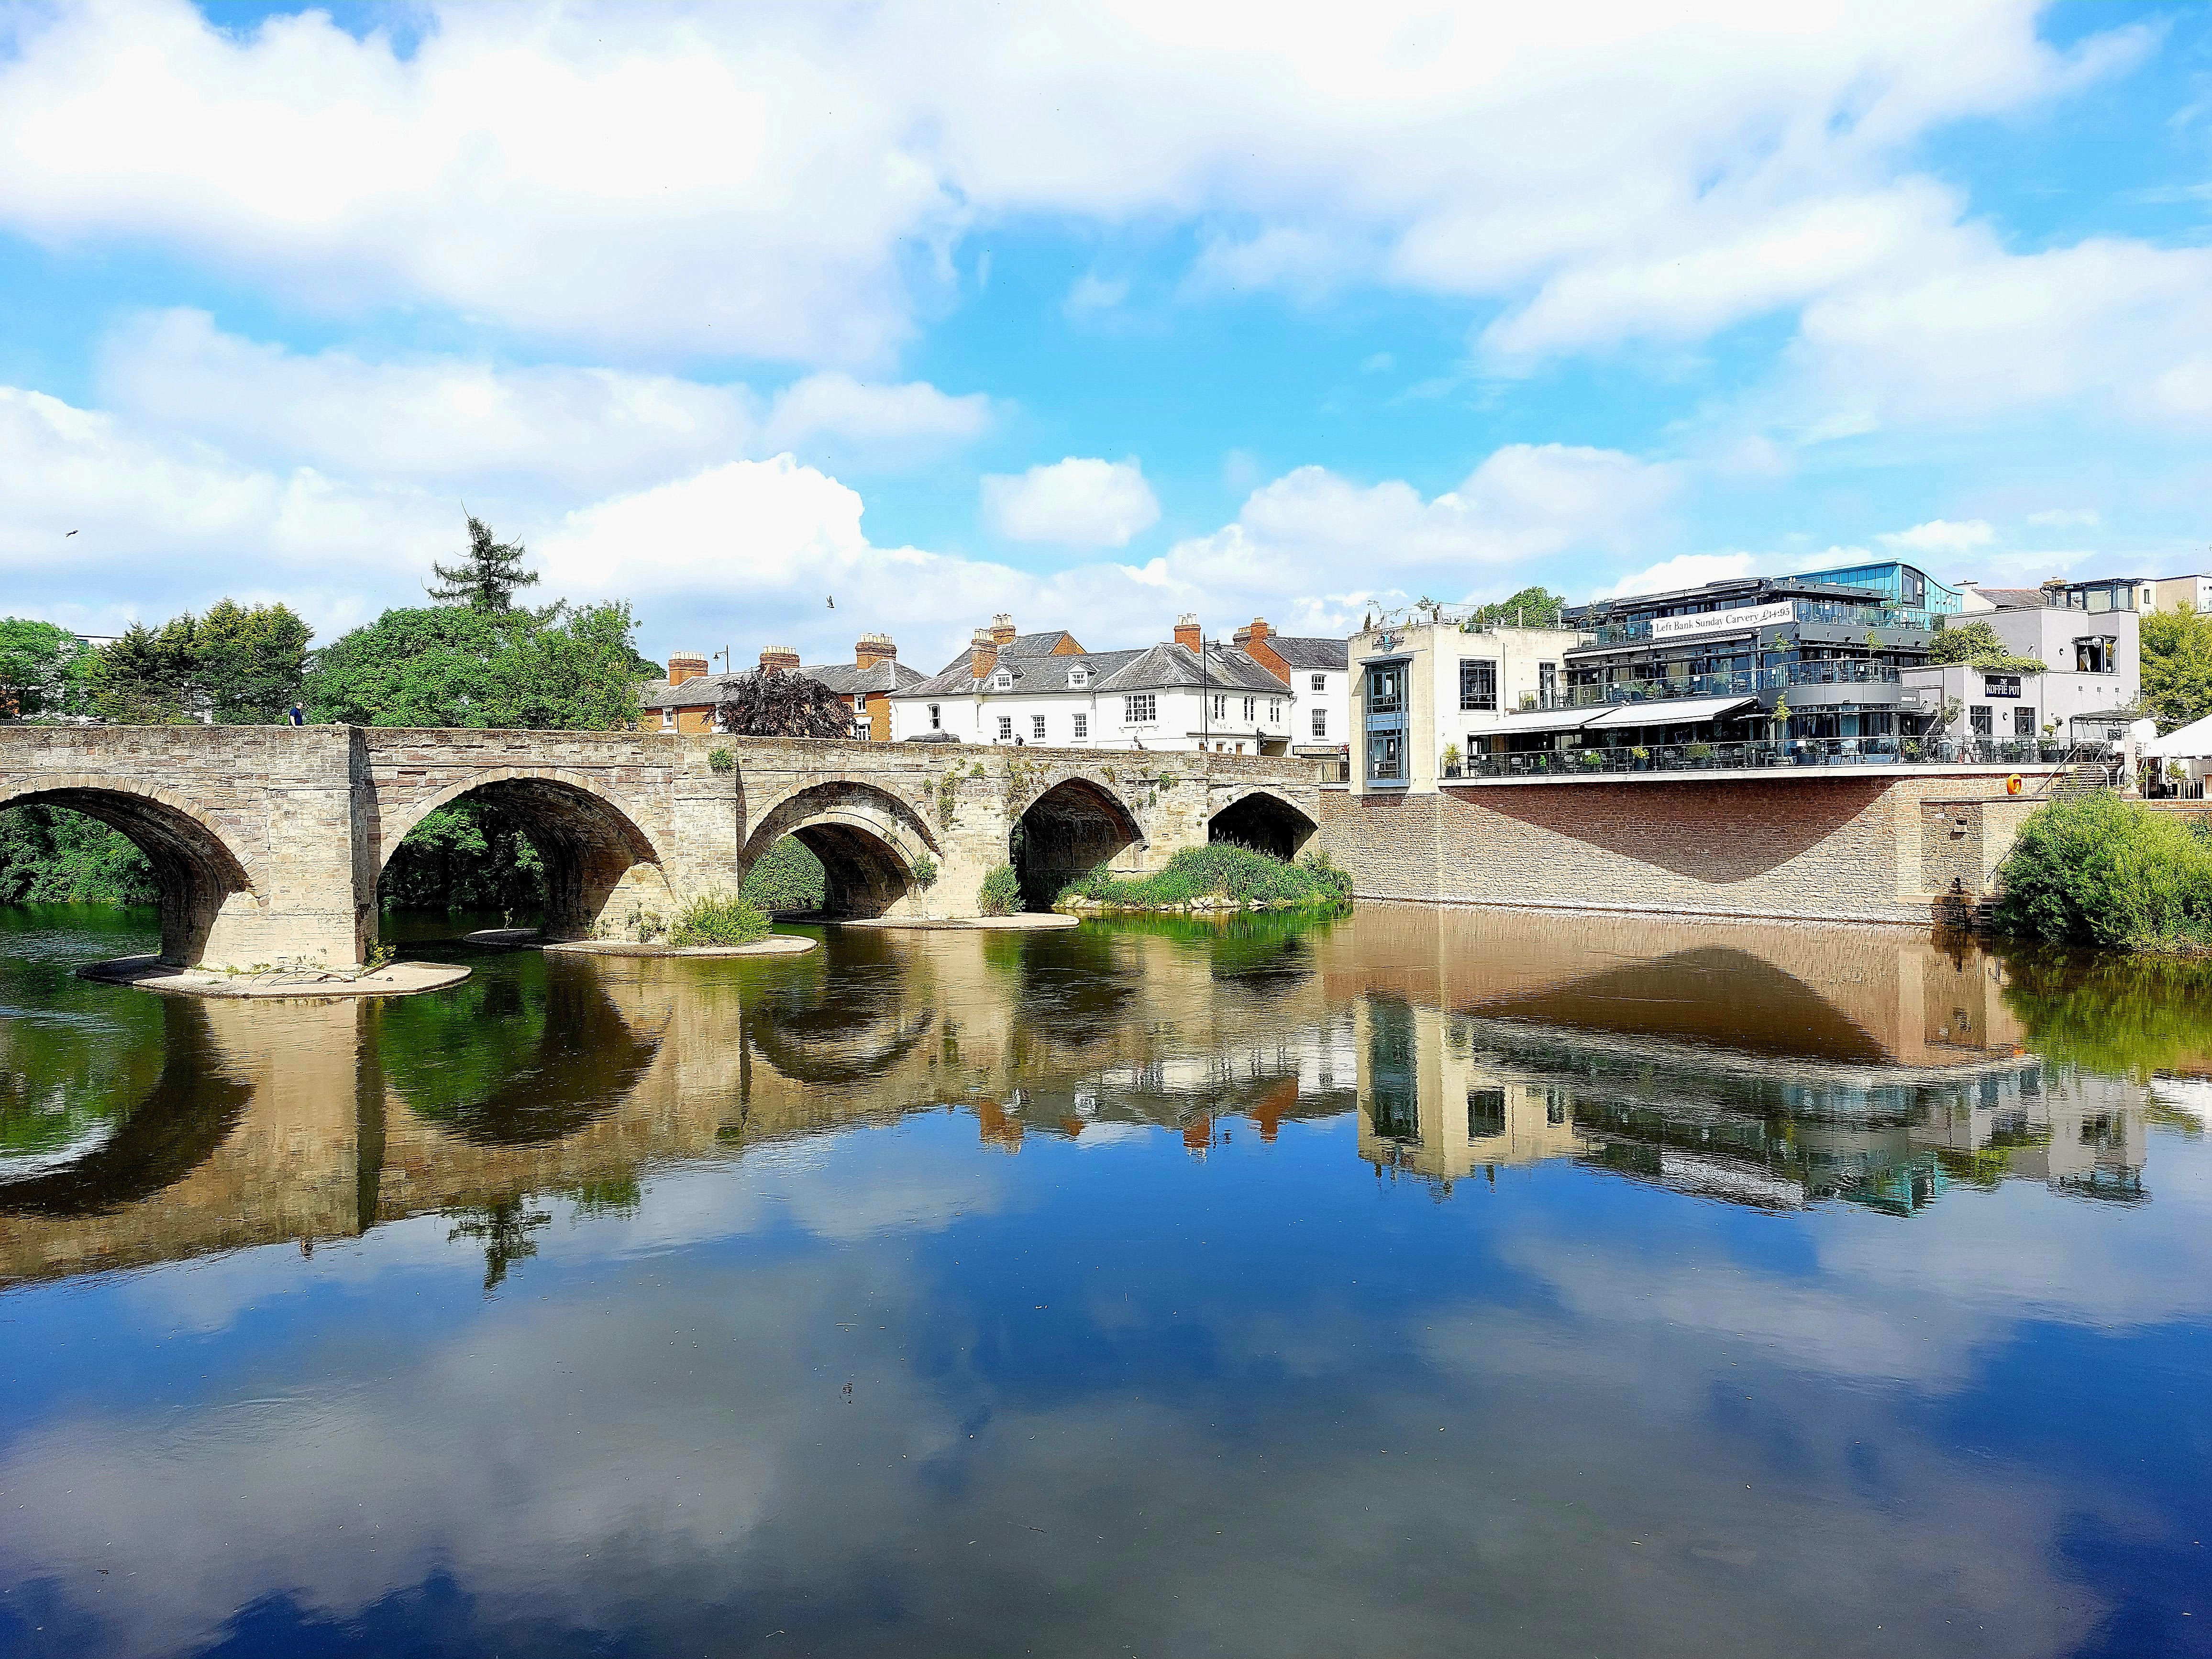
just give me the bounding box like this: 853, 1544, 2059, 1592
981, 458, 1161, 548
0, 0, 2157, 373
1592, 551, 1759, 599
1878, 518, 1998, 553
1168, 444, 1679, 626
95, 310, 989, 488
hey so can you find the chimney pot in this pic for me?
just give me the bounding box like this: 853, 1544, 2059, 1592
665, 652, 709, 686
990, 612, 1017, 647
854, 631, 896, 669
758, 645, 800, 675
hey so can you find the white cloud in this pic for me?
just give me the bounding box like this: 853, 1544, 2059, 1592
1168, 444, 1677, 625
981, 458, 1161, 548
1593, 551, 1758, 598
0, 0, 2157, 370
1878, 518, 1998, 553
95, 310, 989, 487
2026, 508, 2101, 529
1063, 273, 1130, 318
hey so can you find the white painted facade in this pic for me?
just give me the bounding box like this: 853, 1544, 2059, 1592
892, 669, 1293, 753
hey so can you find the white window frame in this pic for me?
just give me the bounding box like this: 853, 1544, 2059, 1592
1268, 699, 1281, 722
1124, 694, 1156, 724
1311, 708, 1327, 738
1032, 714, 1046, 741
992, 669, 1013, 691
660, 707, 674, 730
1242, 696, 1255, 721
1073, 712, 1088, 739
1212, 694, 1227, 719
929, 703, 941, 730
1068, 666, 1088, 688
1311, 673, 1327, 692
997, 715, 1013, 740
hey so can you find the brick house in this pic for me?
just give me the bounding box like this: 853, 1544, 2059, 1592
641, 633, 924, 739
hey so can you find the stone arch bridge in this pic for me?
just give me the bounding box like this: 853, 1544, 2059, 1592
0, 727, 1330, 969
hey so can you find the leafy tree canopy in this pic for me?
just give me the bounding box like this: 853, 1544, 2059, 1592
84, 600, 311, 725
1465, 586, 1569, 629
2141, 604, 2212, 733
429, 516, 540, 611
1928, 618, 2046, 675
712, 668, 855, 738
0, 619, 91, 719
305, 601, 649, 730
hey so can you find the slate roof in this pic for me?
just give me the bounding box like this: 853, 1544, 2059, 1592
639, 660, 922, 710
1969, 588, 2052, 611
926, 630, 1085, 677
891, 640, 1292, 700
1262, 636, 1348, 671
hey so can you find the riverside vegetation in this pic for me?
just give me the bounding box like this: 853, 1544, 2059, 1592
1057, 844, 1353, 913
1997, 792, 2212, 952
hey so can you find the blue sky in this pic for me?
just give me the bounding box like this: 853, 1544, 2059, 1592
1, 0, 2208, 670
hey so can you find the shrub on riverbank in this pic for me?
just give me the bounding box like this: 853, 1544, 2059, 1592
741, 836, 826, 912
670, 892, 771, 946
0, 805, 156, 905
1057, 844, 1352, 911
977, 863, 1021, 916
1995, 793, 2212, 951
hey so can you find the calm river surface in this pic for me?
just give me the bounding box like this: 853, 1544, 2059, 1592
1, 903, 2209, 1658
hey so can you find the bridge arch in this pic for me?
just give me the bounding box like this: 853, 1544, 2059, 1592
742, 781, 939, 918
1013, 775, 1144, 908
377, 769, 673, 940
0, 775, 260, 966
1207, 787, 1318, 861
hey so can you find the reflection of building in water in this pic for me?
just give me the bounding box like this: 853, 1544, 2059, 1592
1342, 900, 2159, 1214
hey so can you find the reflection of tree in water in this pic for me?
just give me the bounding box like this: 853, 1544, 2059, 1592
378, 954, 662, 1145
744, 927, 933, 1086
446, 1195, 551, 1294
1998, 944, 2212, 1080
1005, 925, 1139, 1043
0, 998, 252, 1217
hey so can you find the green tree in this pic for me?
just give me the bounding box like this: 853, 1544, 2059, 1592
1927, 618, 2046, 675
2141, 604, 2212, 732
192, 598, 312, 722
0, 619, 90, 719
1466, 586, 1569, 629
0, 804, 157, 904
83, 601, 310, 724
429, 516, 540, 611
304, 601, 649, 730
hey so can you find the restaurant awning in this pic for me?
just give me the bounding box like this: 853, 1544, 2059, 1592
1479, 708, 1603, 736
1582, 695, 1761, 730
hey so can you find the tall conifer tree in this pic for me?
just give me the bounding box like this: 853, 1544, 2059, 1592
429, 516, 540, 612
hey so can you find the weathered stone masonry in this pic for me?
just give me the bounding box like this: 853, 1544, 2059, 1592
1313, 767, 2062, 927
0, 725, 1327, 968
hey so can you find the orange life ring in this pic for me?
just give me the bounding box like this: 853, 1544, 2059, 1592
2006, 773, 2023, 796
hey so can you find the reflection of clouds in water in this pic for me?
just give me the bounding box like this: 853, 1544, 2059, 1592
109, 1123, 1009, 1337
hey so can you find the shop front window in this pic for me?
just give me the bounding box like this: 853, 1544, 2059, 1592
1970, 706, 1993, 736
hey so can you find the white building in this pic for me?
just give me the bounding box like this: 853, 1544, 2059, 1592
1904, 589, 2140, 746
888, 614, 1343, 755
1347, 614, 1589, 794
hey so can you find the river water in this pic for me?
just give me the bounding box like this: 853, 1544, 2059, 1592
1, 903, 2208, 1658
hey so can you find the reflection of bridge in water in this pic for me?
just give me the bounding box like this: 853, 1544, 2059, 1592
0, 907, 2170, 1284
1338, 904, 2153, 1212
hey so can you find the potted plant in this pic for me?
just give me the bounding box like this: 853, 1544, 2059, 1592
1441, 741, 1462, 779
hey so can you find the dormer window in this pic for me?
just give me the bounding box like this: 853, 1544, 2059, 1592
1068, 666, 1088, 688
992, 669, 1013, 691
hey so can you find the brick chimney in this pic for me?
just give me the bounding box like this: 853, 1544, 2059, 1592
990, 612, 1018, 647
1174, 613, 1203, 651
969, 627, 999, 683
758, 644, 800, 675
1232, 617, 1288, 679
665, 651, 709, 686
855, 632, 896, 670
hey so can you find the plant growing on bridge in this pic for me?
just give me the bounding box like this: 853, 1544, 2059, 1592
671, 891, 772, 946
977, 863, 1021, 916
911, 853, 938, 889
708, 747, 736, 773
935, 770, 960, 828
712, 668, 854, 738
1002, 755, 1042, 815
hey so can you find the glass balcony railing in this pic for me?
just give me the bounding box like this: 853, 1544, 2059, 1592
1557, 660, 1906, 708
1462, 736, 2101, 779
1581, 599, 1937, 646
